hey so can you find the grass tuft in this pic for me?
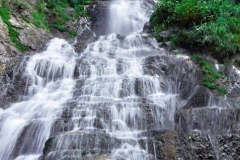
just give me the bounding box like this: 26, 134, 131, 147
13, 1, 28, 10
191, 54, 227, 95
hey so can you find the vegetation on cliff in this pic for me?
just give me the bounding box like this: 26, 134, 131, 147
0, 0, 26, 51
0, 0, 91, 52
35, 0, 91, 36
191, 54, 227, 95
150, 0, 240, 94
150, 0, 240, 62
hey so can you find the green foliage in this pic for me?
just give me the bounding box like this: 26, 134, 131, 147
0, 0, 26, 51
0, 0, 90, 52
31, 1, 49, 31
191, 54, 227, 95
13, 1, 28, 10
32, 12, 49, 31
35, 0, 91, 36
68, 30, 77, 37
22, 16, 30, 23
151, 0, 240, 61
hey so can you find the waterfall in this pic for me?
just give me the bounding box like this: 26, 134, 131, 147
0, 0, 179, 160
0, 39, 76, 160
107, 0, 150, 35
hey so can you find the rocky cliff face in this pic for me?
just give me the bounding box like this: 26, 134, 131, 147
0, 0, 239, 160
0, 0, 49, 107
0, 0, 84, 107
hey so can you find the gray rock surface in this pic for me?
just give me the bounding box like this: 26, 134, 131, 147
88, 0, 111, 36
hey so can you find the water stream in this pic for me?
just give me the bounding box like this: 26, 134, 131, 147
0, 39, 76, 160
1, 0, 181, 159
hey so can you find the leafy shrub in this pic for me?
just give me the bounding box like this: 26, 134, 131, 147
151, 0, 240, 62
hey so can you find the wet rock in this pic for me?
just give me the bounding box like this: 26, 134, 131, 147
225, 65, 240, 108
134, 78, 144, 96
75, 26, 96, 53
183, 86, 211, 109
118, 89, 129, 98
88, 1, 111, 36
61, 107, 73, 119
160, 55, 201, 99
154, 131, 177, 160
143, 55, 168, 77
134, 77, 162, 97
138, 129, 169, 138
11, 119, 48, 159
121, 77, 132, 95
50, 117, 104, 137
41, 131, 122, 160
73, 78, 90, 98
0, 0, 54, 107
143, 22, 151, 33
74, 58, 91, 78
137, 138, 155, 156
116, 59, 128, 75
50, 118, 75, 136
0, 57, 31, 107
177, 108, 240, 135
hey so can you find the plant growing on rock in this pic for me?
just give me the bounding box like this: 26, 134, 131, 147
0, 0, 26, 51
191, 54, 227, 95
151, 0, 240, 62
43, 0, 92, 36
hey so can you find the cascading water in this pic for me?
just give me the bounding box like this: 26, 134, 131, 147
107, 0, 150, 35
0, 0, 179, 160
74, 33, 177, 160
41, 0, 177, 159
0, 39, 76, 160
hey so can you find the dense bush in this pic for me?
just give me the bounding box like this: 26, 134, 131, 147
150, 0, 240, 62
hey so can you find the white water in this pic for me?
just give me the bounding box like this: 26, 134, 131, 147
108, 0, 151, 35
77, 33, 177, 159
0, 0, 178, 159
0, 38, 76, 160
42, 0, 176, 159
